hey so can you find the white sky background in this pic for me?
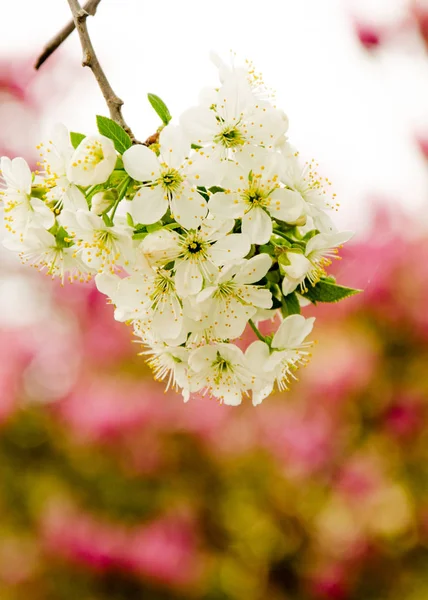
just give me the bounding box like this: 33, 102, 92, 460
3, 0, 428, 235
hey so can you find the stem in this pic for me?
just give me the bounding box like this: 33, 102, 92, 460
34, 0, 102, 69
272, 229, 293, 242
65, 0, 139, 143
248, 319, 267, 343
110, 176, 130, 221
273, 229, 306, 249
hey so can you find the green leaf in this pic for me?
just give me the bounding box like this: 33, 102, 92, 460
196, 186, 209, 201
302, 229, 320, 242
146, 223, 163, 233
281, 292, 301, 317
301, 279, 362, 304
96, 115, 132, 154
266, 270, 280, 284
208, 186, 225, 194
107, 169, 129, 188
132, 231, 148, 240
115, 156, 124, 170
259, 244, 277, 258
147, 93, 172, 125
70, 132, 86, 149
267, 282, 283, 309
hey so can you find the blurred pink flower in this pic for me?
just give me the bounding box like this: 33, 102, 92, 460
52, 283, 134, 366
57, 377, 167, 442
412, 0, 428, 48
304, 331, 377, 405
384, 397, 424, 440
336, 456, 384, 502
122, 515, 203, 586
354, 21, 383, 51
416, 135, 428, 160
309, 563, 349, 600
41, 504, 204, 587
0, 332, 34, 423
257, 405, 335, 477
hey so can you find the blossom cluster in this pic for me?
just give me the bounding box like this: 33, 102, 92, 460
0, 56, 357, 405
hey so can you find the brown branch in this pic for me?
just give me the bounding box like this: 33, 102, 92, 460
34, 0, 102, 70
143, 131, 160, 147
66, 0, 139, 143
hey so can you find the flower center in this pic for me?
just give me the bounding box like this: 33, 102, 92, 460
181, 232, 209, 262
211, 352, 234, 384
214, 281, 236, 299
94, 229, 117, 249
84, 141, 104, 168
152, 270, 175, 300
188, 241, 202, 254
215, 125, 246, 149
159, 168, 183, 194
242, 184, 268, 208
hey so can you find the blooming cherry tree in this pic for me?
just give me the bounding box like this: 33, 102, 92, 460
0, 1, 360, 405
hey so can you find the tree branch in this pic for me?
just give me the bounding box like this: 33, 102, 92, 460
66, 0, 138, 143
34, 0, 102, 70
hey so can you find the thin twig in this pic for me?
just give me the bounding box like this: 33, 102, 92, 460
34, 0, 102, 70
66, 0, 139, 143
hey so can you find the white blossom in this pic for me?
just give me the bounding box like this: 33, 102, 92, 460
0, 156, 54, 238
196, 254, 273, 340
96, 268, 185, 342
180, 74, 288, 160
141, 216, 251, 297
60, 209, 133, 273
246, 315, 315, 405
123, 125, 212, 228
209, 152, 304, 244
67, 135, 117, 187
0, 56, 355, 406
188, 342, 254, 405
37, 124, 88, 211
136, 330, 190, 401
281, 231, 353, 295
3, 225, 88, 283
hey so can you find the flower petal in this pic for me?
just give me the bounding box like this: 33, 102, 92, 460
132, 186, 168, 225
241, 207, 272, 244
272, 315, 315, 349
306, 231, 354, 255
123, 145, 161, 181
215, 297, 256, 340
180, 106, 219, 145
31, 198, 55, 229
234, 253, 272, 284
209, 233, 251, 266
245, 340, 271, 373
170, 187, 207, 229
208, 192, 245, 219
159, 125, 189, 169
152, 295, 183, 341
175, 260, 203, 297
188, 344, 217, 372
268, 188, 305, 223
283, 253, 311, 280
241, 287, 272, 309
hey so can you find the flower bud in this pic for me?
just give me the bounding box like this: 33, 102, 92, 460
90, 190, 117, 215
292, 214, 307, 227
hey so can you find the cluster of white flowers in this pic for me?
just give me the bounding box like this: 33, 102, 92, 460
0, 55, 357, 406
